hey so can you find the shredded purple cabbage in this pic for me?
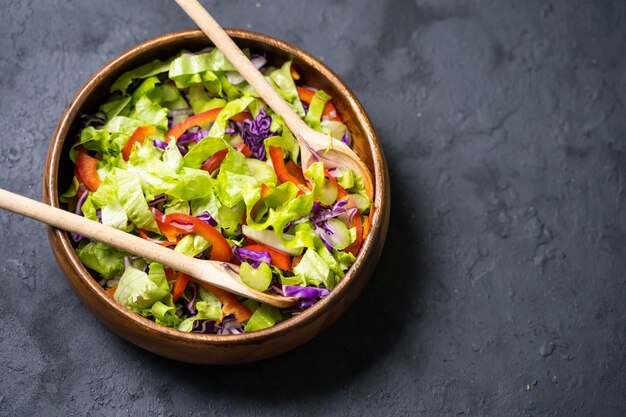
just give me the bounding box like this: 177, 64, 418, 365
268, 283, 283, 296
182, 282, 198, 316
191, 319, 216, 334
75, 190, 88, 216
232, 245, 271, 268
168, 219, 194, 233
148, 194, 167, 206
169, 108, 194, 118
80, 113, 106, 129
282, 299, 319, 315
216, 316, 244, 335
196, 211, 217, 227
240, 108, 272, 160
178, 129, 209, 145
283, 285, 329, 299
341, 131, 350, 146
250, 54, 268, 70
71, 192, 89, 242
309, 200, 348, 224
313, 221, 335, 252
126, 78, 143, 95
153, 139, 168, 150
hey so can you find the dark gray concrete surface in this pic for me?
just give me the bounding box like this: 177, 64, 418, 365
1, 0, 625, 415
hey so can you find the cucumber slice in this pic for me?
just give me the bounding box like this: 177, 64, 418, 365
349, 194, 370, 213
247, 158, 277, 185
241, 225, 303, 256
325, 218, 352, 250
319, 178, 338, 206
239, 262, 272, 292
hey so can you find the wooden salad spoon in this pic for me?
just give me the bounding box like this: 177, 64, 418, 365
0, 188, 298, 308
174, 0, 375, 203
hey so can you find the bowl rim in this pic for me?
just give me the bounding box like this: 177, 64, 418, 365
43, 29, 387, 346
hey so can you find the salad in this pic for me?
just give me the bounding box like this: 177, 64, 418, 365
62, 47, 371, 334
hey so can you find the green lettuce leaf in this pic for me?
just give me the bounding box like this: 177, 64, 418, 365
196, 286, 223, 321
293, 247, 333, 288
70, 127, 113, 162
129, 96, 169, 131
100, 95, 132, 120
182, 136, 229, 169
147, 262, 171, 293
115, 169, 160, 233
60, 177, 79, 204
105, 116, 144, 136
114, 266, 170, 311
188, 85, 226, 114
320, 120, 349, 142
268, 61, 305, 117
168, 49, 235, 92
163, 197, 190, 215
174, 234, 210, 257
76, 241, 127, 279
208, 96, 257, 138
217, 72, 243, 100
190, 192, 222, 221
111, 57, 176, 93
304, 89, 332, 130
167, 167, 214, 201
141, 301, 181, 327
176, 285, 223, 331
131, 76, 162, 104
244, 304, 282, 332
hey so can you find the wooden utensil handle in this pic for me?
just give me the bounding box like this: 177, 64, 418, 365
0, 188, 297, 307
175, 0, 310, 136
0, 187, 204, 271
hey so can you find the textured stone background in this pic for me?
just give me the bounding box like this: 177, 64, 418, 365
1, 0, 625, 415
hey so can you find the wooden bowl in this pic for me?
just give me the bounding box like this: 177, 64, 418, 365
42, 29, 390, 364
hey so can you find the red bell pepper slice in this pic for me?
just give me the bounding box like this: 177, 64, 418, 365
193, 280, 252, 323
250, 183, 271, 219
290, 66, 300, 80
201, 148, 229, 174
242, 244, 291, 270
236, 143, 253, 158
138, 229, 177, 247
122, 126, 156, 161
296, 86, 342, 122
166, 108, 253, 143
166, 108, 222, 143
291, 255, 303, 269
362, 215, 372, 240
151, 208, 180, 243
230, 111, 252, 123
285, 160, 306, 184
165, 267, 177, 282
76, 151, 102, 192
171, 272, 190, 302
269, 146, 305, 186
343, 209, 363, 257
164, 213, 231, 262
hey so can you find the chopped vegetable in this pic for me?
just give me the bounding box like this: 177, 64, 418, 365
63, 47, 371, 335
